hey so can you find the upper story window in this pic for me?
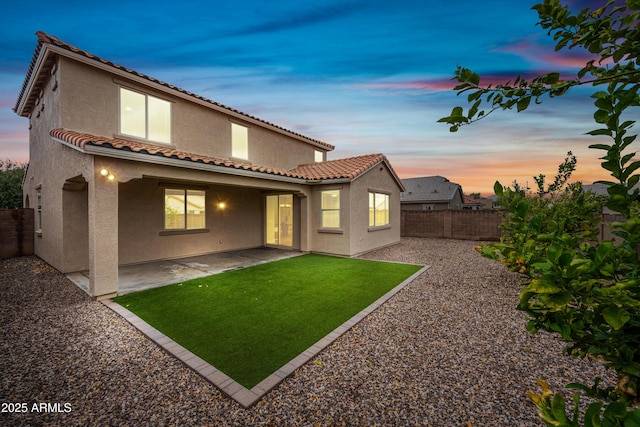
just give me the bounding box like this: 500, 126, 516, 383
314, 150, 324, 162
231, 123, 248, 159
369, 192, 390, 227
321, 190, 340, 228
120, 87, 171, 143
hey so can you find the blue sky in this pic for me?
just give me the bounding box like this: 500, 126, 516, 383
0, 0, 619, 194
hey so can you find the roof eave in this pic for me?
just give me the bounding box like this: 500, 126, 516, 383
81, 144, 338, 185
14, 42, 51, 117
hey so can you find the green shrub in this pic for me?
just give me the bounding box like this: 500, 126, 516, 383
440, 0, 640, 423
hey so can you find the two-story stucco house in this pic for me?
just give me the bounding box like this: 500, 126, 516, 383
14, 32, 404, 299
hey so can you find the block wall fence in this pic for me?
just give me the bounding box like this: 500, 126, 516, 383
0, 208, 34, 258
401, 209, 626, 243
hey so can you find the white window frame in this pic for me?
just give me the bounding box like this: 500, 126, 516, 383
231, 123, 249, 160
320, 189, 341, 229
119, 87, 171, 143
164, 189, 206, 231
314, 150, 324, 162
369, 191, 390, 227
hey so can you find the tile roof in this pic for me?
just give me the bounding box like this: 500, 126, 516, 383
401, 176, 463, 202
289, 153, 386, 180
463, 197, 484, 205
16, 31, 334, 151
49, 129, 393, 183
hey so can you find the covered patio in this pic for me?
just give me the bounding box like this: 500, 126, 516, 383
67, 247, 302, 296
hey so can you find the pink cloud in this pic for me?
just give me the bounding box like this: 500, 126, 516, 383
493, 37, 602, 69
353, 60, 596, 96
353, 79, 457, 93
471, 72, 558, 86
0, 130, 29, 162
353, 70, 572, 96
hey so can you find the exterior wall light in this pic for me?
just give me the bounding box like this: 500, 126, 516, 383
217, 201, 226, 210
99, 168, 116, 182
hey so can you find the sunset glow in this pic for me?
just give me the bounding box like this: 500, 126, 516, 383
0, 0, 632, 196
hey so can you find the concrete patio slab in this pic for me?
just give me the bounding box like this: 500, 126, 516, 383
67, 247, 302, 296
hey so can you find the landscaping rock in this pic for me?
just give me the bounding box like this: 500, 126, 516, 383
0, 238, 614, 426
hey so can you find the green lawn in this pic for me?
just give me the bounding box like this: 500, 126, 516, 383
112, 254, 422, 388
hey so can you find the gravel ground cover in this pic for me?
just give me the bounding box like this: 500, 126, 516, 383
1, 238, 614, 426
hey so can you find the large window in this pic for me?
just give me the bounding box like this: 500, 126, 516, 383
369, 192, 389, 227
164, 189, 206, 230
120, 87, 171, 143
231, 123, 248, 159
321, 190, 340, 228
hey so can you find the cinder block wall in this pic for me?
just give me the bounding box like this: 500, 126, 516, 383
402, 210, 628, 244
0, 209, 34, 258
401, 210, 503, 241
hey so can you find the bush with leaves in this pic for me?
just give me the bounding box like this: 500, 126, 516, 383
440, 0, 640, 424
0, 159, 27, 209
485, 173, 639, 422
481, 154, 606, 277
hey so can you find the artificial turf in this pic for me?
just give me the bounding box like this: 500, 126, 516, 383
112, 253, 422, 388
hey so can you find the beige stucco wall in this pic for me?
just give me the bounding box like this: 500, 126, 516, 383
21, 58, 119, 297
22, 57, 94, 273
348, 163, 402, 256
104, 157, 311, 265
309, 184, 352, 256
306, 164, 402, 257
62, 177, 89, 272
57, 58, 327, 170
118, 178, 264, 265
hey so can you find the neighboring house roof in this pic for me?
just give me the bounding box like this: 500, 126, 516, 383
50, 129, 403, 187
400, 176, 463, 203
583, 183, 640, 196
463, 197, 483, 205
15, 31, 334, 151
582, 183, 609, 196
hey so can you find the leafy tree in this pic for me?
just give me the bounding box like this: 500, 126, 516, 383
533, 151, 577, 197
440, 0, 640, 424
0, 159, 27, 209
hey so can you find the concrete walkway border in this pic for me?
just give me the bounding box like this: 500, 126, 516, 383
103, 262, 429, 408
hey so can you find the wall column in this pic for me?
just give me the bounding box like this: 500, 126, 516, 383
87, 168, 118, 299
443, 209, 453, 239
298, 193, 310, 252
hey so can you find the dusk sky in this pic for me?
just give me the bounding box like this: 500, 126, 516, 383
0, 0, 623, 195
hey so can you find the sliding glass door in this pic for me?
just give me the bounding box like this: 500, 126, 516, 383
265, 194, 293, 247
